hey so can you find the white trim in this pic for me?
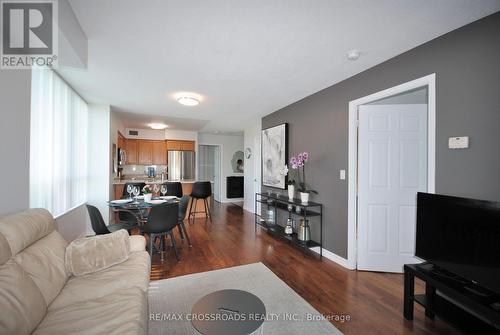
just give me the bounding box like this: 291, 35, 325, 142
309, 247, 356, 270
220, 198, 244, 203
347, 73, 436, 270
197, 143, 223, 202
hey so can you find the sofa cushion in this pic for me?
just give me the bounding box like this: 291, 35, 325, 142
14, 231, 69, 306
49, 251, 150, 310
0, 233, 11, 265
0, 209, 54, 256
65, 229, 130, 276
129, 234, 146, 252
34, 287, 147, 335
0, 260, 47, 335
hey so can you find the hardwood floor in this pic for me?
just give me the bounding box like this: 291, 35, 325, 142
149, 201, 460, 335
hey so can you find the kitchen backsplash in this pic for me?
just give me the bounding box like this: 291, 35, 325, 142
121, 164, 167, 176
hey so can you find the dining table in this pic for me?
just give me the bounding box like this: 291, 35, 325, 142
108, 196, 179, 225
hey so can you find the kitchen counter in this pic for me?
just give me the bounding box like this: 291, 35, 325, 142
112, 179, 197, 185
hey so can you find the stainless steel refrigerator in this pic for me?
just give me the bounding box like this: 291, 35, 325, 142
168, 151, 196, 180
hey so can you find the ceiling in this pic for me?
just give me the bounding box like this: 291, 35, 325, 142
62, 0, 500, 132
115, 110, 209, 131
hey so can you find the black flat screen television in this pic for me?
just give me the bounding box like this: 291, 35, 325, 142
415, 192, 500, 295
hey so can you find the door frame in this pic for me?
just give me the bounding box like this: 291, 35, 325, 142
347, 73, 436, 269
197, 143, 223, 203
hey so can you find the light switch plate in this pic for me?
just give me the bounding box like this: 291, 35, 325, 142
340, 170, 346, 180
448, 136, 469, 149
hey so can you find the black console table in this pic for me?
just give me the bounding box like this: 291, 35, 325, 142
404, 263, 500, 334
254, 192, 323, 258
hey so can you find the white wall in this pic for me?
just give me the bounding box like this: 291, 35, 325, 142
87, 105, 111, 230
165, 129, 198, 141
198, 133, 244, 202
0, 70, 31, 217
124, 128, 164, 140
243, 123, 262, 212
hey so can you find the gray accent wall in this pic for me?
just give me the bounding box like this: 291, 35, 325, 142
0, 70, 31, 217
262, 12, 500, 258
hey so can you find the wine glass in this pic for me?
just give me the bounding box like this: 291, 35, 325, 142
133, 186, 140, 203
126, 184, 133, 199
153, 184, 160, 197
160, 184, 167, 197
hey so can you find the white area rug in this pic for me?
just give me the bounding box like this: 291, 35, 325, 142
148, 262, 342, 334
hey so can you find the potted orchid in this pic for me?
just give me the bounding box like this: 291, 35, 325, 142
142, 184, 153, 202
290, 152, 318, 204
285, 166, 296, 200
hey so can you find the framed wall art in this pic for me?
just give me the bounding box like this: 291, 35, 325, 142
261, 123, 288, 189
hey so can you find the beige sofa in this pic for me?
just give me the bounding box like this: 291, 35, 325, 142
0, 208, 151, 335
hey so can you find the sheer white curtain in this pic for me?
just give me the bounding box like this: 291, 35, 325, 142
30, 68, 89, 217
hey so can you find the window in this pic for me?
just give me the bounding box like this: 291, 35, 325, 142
30, 68, 89, 217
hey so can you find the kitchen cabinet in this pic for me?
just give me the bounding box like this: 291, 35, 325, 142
125, 139, 138, 164
152, 140, 167, 165
122, 139, 189, 166
117, 131, 125, 149
166, 140, 182, 151
180, 140, 195, 151
114, 184, 125, 200
138, 140, 153, 165
166, 140, 195, 151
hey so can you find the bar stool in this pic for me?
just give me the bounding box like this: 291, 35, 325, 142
188, 181, 212, 223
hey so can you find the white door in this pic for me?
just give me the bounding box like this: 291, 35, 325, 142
213, 146, 221, 202
357, 104, 427, 273
254, 136, 261, 213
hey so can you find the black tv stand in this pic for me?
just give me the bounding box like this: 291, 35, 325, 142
404, 263, 500, 334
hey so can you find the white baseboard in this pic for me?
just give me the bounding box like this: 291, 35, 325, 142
310, 246, 356, 270
219, 198, 244, 203
243, 205, 254, 213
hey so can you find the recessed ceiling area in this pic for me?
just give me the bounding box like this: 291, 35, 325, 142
113, 110, 209, 131
61, 0, 500, 132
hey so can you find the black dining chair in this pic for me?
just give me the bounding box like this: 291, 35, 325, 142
188, 181, 212, 222
86, 204, 138, 235
119, 182, 146, 224
140, 202, 180, 261
161, 182, 183, 198
121, 182, 146, 197
177, 195, 192, 247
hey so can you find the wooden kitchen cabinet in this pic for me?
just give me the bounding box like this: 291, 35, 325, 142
123, 139, 188, 165
125, 139, 138, 164
114, 184, 125, 200
180, 140, 195, 151
166, 140, 195, 151
138, 140, 153, 165
152, 140, 167, 165
117, 131, 125, 149
166, 140, 182, 151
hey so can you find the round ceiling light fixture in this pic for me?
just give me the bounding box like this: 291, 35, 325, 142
176, 94, 200, 106
149, 123, 168, 130
346, 49, 361, 61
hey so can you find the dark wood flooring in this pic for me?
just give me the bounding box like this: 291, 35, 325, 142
149, 201, 460, 335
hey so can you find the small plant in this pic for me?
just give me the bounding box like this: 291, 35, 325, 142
142, 184, 153, 194
281, 164, 296, 186
290, 152, 318, 194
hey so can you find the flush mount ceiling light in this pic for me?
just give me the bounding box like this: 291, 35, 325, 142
346, 49, 361, 61
149, 123, 168, 130
176, 93, 200, 106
